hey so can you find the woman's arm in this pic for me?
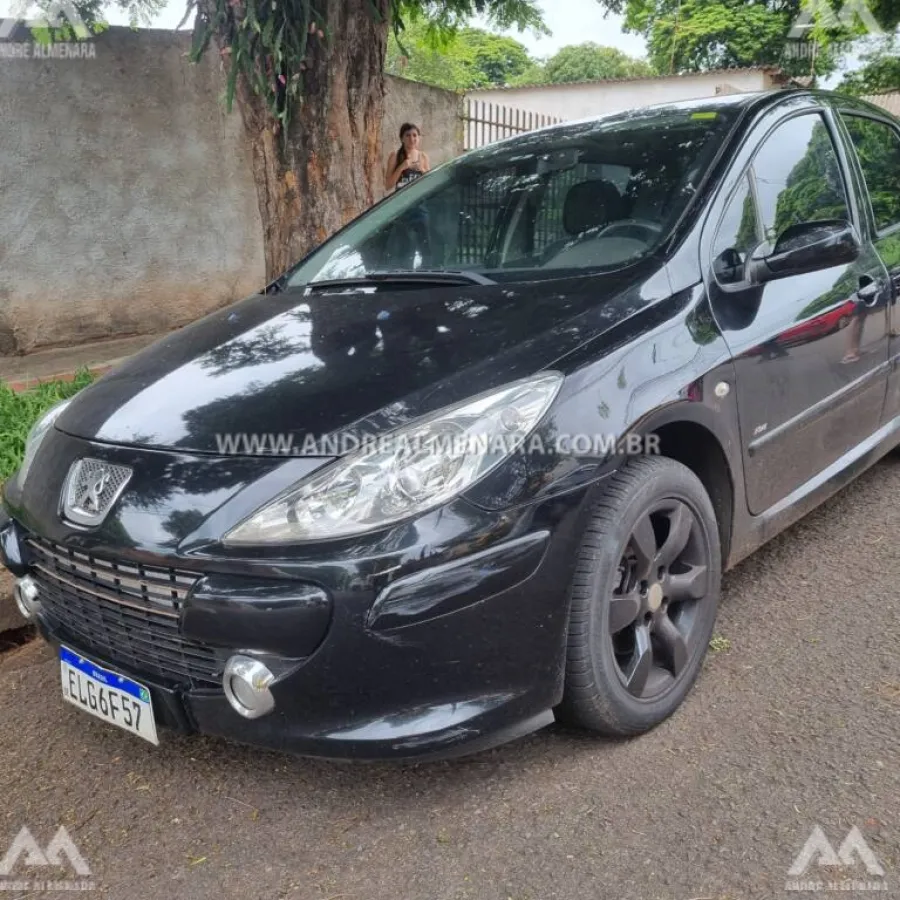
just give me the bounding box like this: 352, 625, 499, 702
384, 151, 404, 191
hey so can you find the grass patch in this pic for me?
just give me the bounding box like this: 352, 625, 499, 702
0, 369, 95, 481
709, 634, 732, 653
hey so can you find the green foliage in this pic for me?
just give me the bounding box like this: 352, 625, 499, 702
841, 112, 900, 231
0, 371, 95, 481
506, 59, 548, 85
538, 41, 655, 83
837, 35, 900, 94
594, 0, 900, 78
393, 0, 548, 38
385, 21, 537, 89
772, 119, 850, 236
869, 0, 900, 30
25, 0, 163, 43
736, 189, 759, 251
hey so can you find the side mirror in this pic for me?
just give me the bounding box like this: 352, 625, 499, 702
745, 220, 861, 285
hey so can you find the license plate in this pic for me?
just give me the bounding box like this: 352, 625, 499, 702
59, 646, 159, 746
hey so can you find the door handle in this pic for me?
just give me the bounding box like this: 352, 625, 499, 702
857, 278, 881, 307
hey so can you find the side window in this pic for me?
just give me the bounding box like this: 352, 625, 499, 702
712, 173, 760, 284
840, 114, 900, 234
750, 113, 851, 244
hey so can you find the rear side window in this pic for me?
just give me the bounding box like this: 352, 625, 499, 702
840, 114, 900, 234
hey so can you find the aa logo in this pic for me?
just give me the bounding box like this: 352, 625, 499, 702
788, 825, 885, 877
0, 0, 90, 40
0, 826, 91, 877
788, 0, 885, 39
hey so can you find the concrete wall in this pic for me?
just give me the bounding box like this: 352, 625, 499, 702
465, 69, 781, 122
0, 30, 465, 355
862, 92, 900, 117
379, 74, 463, 200
0, 27, 267, 355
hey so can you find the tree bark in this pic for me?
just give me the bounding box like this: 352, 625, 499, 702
207, 0, 391, 280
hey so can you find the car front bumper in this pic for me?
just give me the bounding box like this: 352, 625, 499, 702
0, 437, 598, 762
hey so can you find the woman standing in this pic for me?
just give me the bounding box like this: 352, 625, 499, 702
384, 123, 430, 192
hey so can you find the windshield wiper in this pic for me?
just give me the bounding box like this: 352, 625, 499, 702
304, 270, 496, 292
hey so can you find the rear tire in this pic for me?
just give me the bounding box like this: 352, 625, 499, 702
557, 456, 722, 737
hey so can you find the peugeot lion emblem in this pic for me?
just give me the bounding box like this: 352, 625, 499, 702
61, 458, 133, 527
79, 469, 111, 513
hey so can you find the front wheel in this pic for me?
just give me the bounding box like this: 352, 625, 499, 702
557, 456, 722, 737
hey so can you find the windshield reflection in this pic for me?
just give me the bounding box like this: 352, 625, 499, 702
285, 103, 741, 288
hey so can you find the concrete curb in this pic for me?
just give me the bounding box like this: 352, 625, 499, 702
4, 363, 116, 393
0, 332, 165, 392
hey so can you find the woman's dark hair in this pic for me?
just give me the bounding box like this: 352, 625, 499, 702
396, 122, 420, 165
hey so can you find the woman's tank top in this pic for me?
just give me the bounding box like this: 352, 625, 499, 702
395, 162, 424, 191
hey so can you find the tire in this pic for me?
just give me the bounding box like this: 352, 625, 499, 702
556, 455, 722, 737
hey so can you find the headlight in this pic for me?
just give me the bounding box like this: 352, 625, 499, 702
17, 398, 72, 488
223, 372, 563, 544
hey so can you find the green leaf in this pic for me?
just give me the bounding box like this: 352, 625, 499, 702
273, 22, 284, 60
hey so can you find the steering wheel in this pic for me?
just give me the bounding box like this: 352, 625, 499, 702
592, 219, 663, 241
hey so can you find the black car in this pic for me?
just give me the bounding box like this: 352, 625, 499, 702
3, 89, 899, 761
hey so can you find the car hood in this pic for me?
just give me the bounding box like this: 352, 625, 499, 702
55, 266, 672, 456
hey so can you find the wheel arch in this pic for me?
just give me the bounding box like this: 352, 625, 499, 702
631, 403, 741, 569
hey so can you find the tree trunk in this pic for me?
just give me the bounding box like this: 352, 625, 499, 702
209, 0, 391, 280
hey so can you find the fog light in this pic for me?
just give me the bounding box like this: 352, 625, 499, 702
14, 575, 39, 620
223, 655, 276, 719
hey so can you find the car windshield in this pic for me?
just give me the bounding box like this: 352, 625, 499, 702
285, 103, 743, 288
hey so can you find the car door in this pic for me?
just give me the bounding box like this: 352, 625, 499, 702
703, 102, 891, 516
834, 107, 900, 419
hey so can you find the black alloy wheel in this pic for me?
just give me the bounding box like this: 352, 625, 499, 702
557, 455, 722, 737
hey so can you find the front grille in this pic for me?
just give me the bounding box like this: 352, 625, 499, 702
26, 537, 222, 689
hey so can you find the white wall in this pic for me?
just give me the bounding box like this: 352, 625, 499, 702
466, 70, 777, 122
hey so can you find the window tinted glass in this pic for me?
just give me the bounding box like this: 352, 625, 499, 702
840, 113, 900, 233
751, 113, 850, 243
284, 104, 741, 287
714, 174, 760, 258
712, 174, 760, 284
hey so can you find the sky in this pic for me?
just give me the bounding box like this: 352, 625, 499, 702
473, 0, 649, 60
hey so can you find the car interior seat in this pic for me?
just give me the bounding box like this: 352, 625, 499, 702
538, 179, 625, 263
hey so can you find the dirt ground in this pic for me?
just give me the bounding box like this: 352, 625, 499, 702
1, 458, 898, 900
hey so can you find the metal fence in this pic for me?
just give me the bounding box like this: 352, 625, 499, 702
462, 98, 563, 151
451, 164, 587, 267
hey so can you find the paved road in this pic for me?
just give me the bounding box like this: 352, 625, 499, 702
1, 457, 898, 900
